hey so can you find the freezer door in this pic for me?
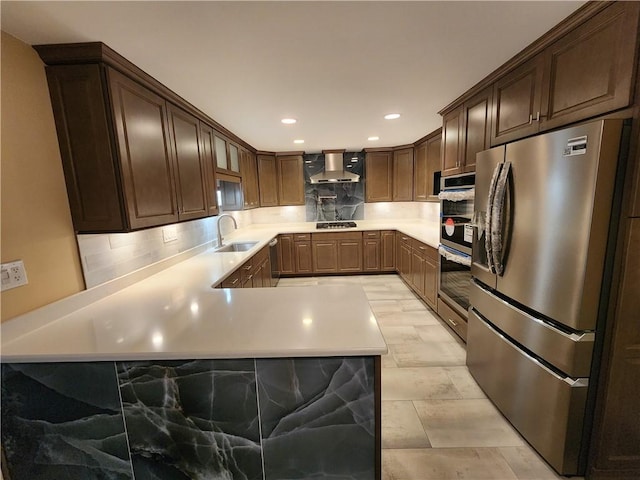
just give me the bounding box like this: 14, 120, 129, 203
496, 120, 623, 331
471, 146, 505, 289
467, 309, 588, 475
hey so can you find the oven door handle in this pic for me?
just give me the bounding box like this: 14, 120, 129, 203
438, 245, 472, 266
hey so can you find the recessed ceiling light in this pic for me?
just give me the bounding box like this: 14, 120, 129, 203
384, 113, 401, 120
281, 118, 297, 124
368, 136, 379, 141
294, 139, 305, 144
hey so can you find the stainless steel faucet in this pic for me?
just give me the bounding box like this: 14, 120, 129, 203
216, 214, 237, 247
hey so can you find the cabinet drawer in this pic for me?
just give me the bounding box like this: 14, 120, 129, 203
363, 230, 381, 239
220, 269, 241, 288
312, 231, 362, 241
437, 297, 467, 342
411, 239, 438, 261
293, 233, 310, 241
397, 233, 412, 246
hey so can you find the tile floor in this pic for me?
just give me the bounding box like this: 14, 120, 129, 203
278, 274, 577, 480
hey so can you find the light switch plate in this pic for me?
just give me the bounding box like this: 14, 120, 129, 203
1, 260, 29, 291
162, 225, 178, 243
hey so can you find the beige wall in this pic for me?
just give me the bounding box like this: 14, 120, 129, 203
1, 31, 84, 321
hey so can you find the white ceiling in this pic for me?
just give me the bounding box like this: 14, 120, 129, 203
2, 1, 586, 152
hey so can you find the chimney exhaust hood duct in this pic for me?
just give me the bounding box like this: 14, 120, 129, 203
309, 151, 360, 184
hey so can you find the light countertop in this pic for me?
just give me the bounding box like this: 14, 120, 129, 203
1, 219, 439, 363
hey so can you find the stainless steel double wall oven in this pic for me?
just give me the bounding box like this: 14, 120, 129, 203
439, 173, 475, 319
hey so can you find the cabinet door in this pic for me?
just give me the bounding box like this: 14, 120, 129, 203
241, 149, 259, 209
381, 230, 396, 271
167, 104, 208, 221
399, 240, 412, 282
365, 151, 393, 202
393, 147, 414, 201
258, 154, 279, 206
45, 64, 124, 232
338, 239, 363, 272
424, 256, 438, 309
462, 87, 492, 173
411, 249, 426, 297
312, 240, 338, 273
426, 135, 442, 198
278, 234, 295, 275
441, 106, 463, 177
199, 123, 219, 216
363, 239, 381, 272
589, 219, 640, 476
491, 54, 545, 145
108, 68, 178, 229
295, 241, 314, 274
413, 141, 429, 201
214, 135, 229, 171
541, 1, 640, 131
277, 155, 305, 205
228, 143, 240, 173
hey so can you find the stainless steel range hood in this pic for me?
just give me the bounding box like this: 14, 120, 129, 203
309, 152, 360, 184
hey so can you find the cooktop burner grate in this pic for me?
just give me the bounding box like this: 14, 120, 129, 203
316, 221, 357, 229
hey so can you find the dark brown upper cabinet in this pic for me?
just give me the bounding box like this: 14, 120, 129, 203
441, 105, 464, 177
241, 148, 259, 209
198, 123, 220, 216
393, 147, 414, 201
491, 54, 545, 146
462, 86, 492, 173
166, 103, 209, 221
276, 154, 305, 206
365, 150, 393, 202
44, 63, 126, 232
214, 135, 241, 176
540, 1, 640, 131
257, 154, 279, 207
108, 68, 180, 229
36, 42, 257, 232
414, 129, 441, 200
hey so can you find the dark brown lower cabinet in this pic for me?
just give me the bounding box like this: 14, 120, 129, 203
294, 234, 313, 274
312, 239, 338, 273
363, 231, 381, 272
338, 234, 363, 272
397, 233, 412, 282
278, 234, 295, 275
381, 230, 396, 271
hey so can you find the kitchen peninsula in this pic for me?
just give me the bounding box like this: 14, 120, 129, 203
0, 220, 446, 480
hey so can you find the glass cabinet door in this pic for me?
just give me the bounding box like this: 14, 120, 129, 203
214, 136, 227, 170
229, 144, 239, 173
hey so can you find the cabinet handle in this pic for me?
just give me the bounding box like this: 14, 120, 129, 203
419, 246, 426, 250
402, 237, 408, 241
528, 114, 533, 124
231, 278, 239, 286
244, 265, 252, 270
447, 318, 458, 327
247, 274, 253, 280
535, 111, 540, 122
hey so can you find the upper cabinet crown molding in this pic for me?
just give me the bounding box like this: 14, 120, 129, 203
33, 42, 256, 154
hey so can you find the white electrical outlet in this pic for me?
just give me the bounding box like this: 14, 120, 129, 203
1, 260, 29, 291
162, 225, 178, 243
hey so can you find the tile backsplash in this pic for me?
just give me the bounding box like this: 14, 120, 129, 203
77, 202, 439, 287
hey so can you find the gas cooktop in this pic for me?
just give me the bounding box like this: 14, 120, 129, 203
316, 221, 357, 229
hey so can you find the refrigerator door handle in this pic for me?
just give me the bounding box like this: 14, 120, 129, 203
485, 162, 503, 273
490, 161, 512, 276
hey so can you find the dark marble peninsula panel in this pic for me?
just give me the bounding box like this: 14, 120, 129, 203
257, 357, 375, 480
1, 362, 132, 480
2, 356, 379, 480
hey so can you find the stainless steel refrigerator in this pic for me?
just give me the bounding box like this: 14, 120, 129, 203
467, 119, 629, 476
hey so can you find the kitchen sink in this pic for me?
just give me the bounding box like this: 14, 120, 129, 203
214, 241, 258, 253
